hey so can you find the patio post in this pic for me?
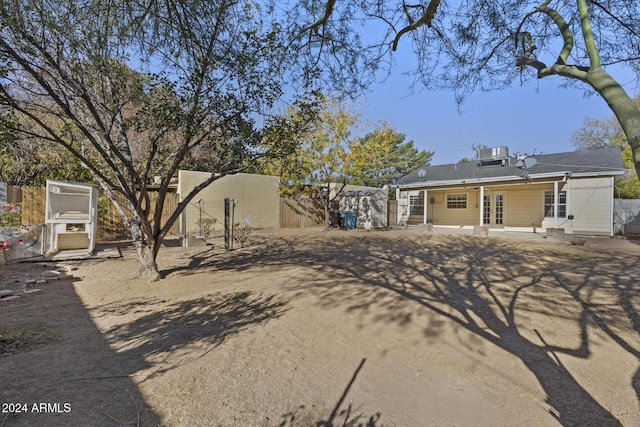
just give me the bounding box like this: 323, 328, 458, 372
554, 181, 559, 220
423, 190, 428, 224
479, 186, 484, 225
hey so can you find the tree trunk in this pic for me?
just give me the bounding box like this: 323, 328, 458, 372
128, 218, 161, 282
324, 202, 331, 231
136, 244, 161, 282
586, 69, 640, 178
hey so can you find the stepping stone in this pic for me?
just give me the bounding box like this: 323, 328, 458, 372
42, 270, 61, 278
0, 289, 14, 297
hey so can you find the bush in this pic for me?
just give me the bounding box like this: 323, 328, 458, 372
197, 217, 217, 238
233, 222, 251, 248
0, 203, 21, 227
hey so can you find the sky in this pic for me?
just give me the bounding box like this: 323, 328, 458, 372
357, 65, 639, 166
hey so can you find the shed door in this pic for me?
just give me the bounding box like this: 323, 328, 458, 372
483, 192, 505, 228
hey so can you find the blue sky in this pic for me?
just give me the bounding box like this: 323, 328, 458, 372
358, 66, 639, 166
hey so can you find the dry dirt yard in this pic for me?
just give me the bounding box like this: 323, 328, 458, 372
1, 227, 639, 427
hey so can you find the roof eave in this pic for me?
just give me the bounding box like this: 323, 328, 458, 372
396, 170, 623, 189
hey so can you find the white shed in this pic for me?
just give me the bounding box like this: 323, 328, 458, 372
339, 190, 388, 230
45, 180, 99, 253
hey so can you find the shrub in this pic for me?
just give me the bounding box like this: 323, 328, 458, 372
0, 203, 21, 227
197, 217, 217, 238
233, 222, 251, 248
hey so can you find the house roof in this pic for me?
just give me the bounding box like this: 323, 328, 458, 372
396, 147, 625, 189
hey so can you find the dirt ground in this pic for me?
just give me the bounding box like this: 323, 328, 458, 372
1, 227, 639, 426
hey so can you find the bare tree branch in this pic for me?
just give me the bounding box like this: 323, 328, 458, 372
392, 0, 442, 51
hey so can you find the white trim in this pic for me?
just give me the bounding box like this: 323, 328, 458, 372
554, 181, 558, 219
543, 188, 568, 220
433, 225, 476, 230
504, 226, 540, 233
445, 192, 469, 210
610, 176, 615, 237
397, 170, 623, 190
479, 186, 484, 225
423, 190, 427, 224
567, 171, 625, 178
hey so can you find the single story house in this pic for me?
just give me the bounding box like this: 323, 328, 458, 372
394, 147, 625, 236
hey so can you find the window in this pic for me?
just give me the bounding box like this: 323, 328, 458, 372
447, 193, 467, 209
544, 190, 567, 218
409, 192, 424, 216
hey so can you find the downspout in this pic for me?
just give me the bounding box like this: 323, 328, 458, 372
395, 187, 400, 225
610, 176, 615, 237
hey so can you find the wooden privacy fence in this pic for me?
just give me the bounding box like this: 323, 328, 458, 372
280, 197, 395, 228
8, 187, 46, 225
280, 197, 324, 228
387, 200, 397, 227
10, 186, 354, 234
8, 186, 180, 238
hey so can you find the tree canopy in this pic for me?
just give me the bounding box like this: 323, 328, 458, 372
572, 96, 640, 198
285, 0, 640, 178
261, 96, 433, 228
3, 0, 640, 277
0, 0, 294, 280
349, 126, 433, 188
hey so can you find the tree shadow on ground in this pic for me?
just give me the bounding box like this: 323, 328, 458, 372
179, 232, 640, 427
0, 273, 161, 426
280, 359, 382, 427
95, 290, 289, 381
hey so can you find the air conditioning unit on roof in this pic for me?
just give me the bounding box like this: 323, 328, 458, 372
478, 146, 509, 162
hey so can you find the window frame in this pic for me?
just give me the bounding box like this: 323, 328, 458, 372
543, 189, 567, 219
409, 192, 425, 216
446, 193, 468, 210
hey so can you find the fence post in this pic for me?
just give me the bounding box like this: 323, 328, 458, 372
224, 198, 232, 251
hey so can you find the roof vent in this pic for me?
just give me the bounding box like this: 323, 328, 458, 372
478, 146, 509, 162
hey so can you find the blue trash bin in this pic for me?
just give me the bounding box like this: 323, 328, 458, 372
343, 211, 357, 230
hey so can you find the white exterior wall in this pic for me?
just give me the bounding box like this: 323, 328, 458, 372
567, 177, 614, 236
542, 177, 614, 236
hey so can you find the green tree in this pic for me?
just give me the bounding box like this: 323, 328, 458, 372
0, 0, 288, 280
285, 0, 640, 181
0, 111, 93, 185
348, 125, 433, 187
571, 97, 640, 198
263, 97, 434, 228
264, 97, 358, 230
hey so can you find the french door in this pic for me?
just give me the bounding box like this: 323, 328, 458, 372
483, 192, 505, 228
